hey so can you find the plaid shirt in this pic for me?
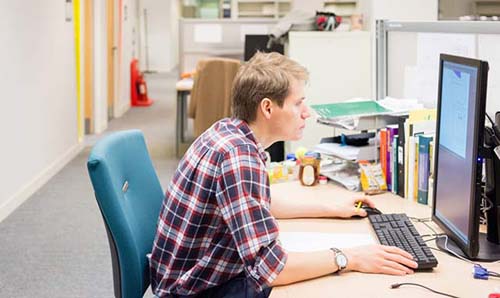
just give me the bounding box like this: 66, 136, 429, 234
150, 118, 287, 297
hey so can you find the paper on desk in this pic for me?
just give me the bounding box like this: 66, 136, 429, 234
279, 232, 375, 252
314, 143, 360, 160
176, 78, 194, 90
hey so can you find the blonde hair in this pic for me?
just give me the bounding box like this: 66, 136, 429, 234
231, 52, 308, 122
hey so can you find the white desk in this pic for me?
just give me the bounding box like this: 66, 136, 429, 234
270, 181, 500, 298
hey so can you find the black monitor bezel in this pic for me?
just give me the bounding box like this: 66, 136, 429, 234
431, 53, 488, 259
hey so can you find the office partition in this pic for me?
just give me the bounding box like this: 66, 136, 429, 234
376, 20, 500, 116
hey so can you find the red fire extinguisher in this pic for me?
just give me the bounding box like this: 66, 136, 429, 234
130, 59, 153, 106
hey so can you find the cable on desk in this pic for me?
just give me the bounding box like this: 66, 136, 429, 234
390, 282, 459, 298
428, 235, 479, 265
408, 216, 440, 238
408, 216, 432, 222
423, 234, 445, 242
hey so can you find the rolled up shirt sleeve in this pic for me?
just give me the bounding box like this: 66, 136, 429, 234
215, 144, 287, 290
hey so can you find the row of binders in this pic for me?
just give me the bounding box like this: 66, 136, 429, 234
380, 109, 437, 206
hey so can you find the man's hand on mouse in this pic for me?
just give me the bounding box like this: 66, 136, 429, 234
343, 245, 418, 275
332, 197, 375, 218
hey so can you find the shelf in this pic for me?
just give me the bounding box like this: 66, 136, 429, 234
238, 0, 290, 2
474, 0, 500, 16
236, 0, 291, 19
238, 12, 276, 17
316, 114, 403, 131
324, 0, 357, 4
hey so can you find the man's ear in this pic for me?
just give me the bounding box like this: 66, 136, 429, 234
259, 98, 273, 120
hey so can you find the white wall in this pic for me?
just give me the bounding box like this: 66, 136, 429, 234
358, 0, 438, 31
138, 0, 180, 73
0, 1, 82, 222
94, 0, 109, 133
117, 0, 140, 117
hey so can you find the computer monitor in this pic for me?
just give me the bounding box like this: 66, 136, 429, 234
432, 54, 500, 261
243, 34, 284, 62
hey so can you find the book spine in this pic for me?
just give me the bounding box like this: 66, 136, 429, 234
413, 137, 420, 202
397, 119, 406, 198
380, 129, 388, 181
428, 140, 436, 207
404, 122, 411, 198
407, 136, 416, 200
392, 135, 399, 194
386, 126, 398, 190
417, 135, 432, 204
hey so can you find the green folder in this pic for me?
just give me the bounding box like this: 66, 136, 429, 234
311, 101, 391, 119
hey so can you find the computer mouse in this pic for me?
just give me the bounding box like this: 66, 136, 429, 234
362, 205, 382, 216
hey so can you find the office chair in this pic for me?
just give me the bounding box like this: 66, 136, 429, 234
87, 130, 164, 298
188, 57, 240, 137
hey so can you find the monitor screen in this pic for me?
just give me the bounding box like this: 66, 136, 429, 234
432, 54, 488, 259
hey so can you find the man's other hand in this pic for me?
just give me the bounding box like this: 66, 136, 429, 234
332, 196, 375, 218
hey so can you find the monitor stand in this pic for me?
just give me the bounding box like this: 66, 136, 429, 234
436, 233, 500, 262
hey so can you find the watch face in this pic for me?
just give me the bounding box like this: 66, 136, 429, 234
336, 254, 348, 268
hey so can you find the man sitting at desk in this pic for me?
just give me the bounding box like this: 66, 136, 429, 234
149, 52, 417, 298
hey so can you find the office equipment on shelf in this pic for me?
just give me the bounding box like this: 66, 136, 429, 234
312, 98, 423, 130
432, 54, 500, 261
319, 160, 360, 191
369, 213, 438, 270
312, 100, 391, 118
314, 141, 377, 161
328, 132, 375, 147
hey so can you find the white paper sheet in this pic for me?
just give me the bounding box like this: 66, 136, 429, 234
279, 232, 375, 252
194, 24, 222, 43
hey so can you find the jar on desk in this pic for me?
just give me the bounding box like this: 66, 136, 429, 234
299, 152, 321, 186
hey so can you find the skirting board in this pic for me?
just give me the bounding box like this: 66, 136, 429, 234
0, 142, 85, 223
115, 102, 130, 118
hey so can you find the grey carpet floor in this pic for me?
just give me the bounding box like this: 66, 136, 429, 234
0, 72, 180, 298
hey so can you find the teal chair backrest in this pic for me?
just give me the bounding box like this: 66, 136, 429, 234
87, 130, 164, 298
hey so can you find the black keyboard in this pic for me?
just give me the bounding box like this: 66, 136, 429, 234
368, 213, 438, 270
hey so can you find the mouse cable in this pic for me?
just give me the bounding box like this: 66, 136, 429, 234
423, 233, 446, 242
421, 221, 439, 237
390, 282, 459, 298
408, 216, 431, 222
428, 235, 479, 265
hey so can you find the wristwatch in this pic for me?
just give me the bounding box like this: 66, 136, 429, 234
330, 247, 348, 272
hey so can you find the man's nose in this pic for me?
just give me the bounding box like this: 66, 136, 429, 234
302, 105, 311, 119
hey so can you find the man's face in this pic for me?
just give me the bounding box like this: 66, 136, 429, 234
271, 79, 310, 141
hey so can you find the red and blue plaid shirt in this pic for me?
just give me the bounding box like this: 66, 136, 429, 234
150, 118, 287, 297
